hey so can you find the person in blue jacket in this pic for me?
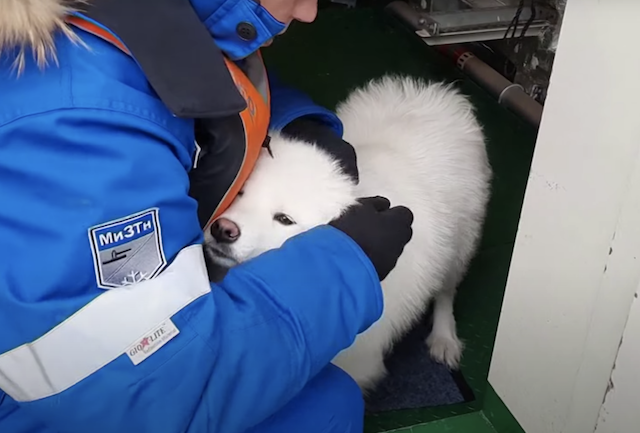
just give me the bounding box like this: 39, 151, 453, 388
0, 1, 414, 433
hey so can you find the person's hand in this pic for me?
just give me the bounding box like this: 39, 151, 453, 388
281, 116, 359, 184
329, 196, 414, 281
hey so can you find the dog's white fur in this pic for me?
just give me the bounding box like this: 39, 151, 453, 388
206, 75, 492, 392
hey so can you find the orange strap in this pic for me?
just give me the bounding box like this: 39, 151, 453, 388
66, 15, 270, 227
215, 58, 271, 228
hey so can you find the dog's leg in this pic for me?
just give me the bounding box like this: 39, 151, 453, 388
332, 336, 388, 394
426, 283, 464, 369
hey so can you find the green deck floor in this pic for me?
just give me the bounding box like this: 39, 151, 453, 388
262, 6, 537, 432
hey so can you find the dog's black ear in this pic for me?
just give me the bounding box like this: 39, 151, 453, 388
262, 135, 274, 158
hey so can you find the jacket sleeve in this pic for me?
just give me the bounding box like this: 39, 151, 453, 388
267, 70, 359, 182
267, 69, 344, 136
0, 108, 382, 433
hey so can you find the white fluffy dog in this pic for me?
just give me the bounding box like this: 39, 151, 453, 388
205, 75, 492, 393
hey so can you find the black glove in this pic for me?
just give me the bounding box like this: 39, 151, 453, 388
281, 116, 359, 184
329, 196, 414, 281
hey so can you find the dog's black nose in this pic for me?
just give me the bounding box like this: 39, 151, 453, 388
210, 218, 240, 244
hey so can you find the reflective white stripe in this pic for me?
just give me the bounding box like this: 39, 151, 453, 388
0, 245, 211, 402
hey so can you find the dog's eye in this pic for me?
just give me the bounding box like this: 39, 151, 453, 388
273, 213, 296, 226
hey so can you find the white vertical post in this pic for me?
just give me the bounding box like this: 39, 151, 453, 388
593, 281, 640, 433
487, 1, 640, 432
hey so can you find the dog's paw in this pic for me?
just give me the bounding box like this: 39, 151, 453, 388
426, 333, 463, 369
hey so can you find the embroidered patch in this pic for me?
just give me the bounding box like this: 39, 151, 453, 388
126, 319, 180, 366
89, 208, 167, 289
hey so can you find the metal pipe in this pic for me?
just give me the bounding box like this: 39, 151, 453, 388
436, 44, 543, 127
385, 1, 544, 127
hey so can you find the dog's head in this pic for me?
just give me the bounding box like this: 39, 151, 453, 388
204, 132, 358, 266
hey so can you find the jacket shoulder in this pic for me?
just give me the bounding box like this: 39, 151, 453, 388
0, 30, 191, 143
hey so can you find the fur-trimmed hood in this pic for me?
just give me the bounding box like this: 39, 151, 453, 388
0, 0, 83, 72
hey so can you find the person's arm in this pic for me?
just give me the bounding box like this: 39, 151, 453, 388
267, 70, 343, 136
267, 70, 359, 182
0, 108, 382, 433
